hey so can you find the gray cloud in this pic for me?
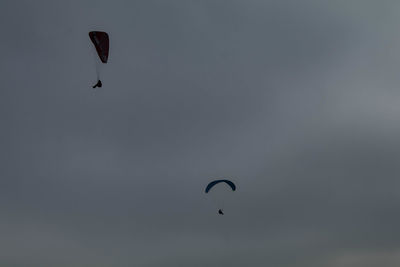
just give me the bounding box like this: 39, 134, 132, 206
1, 0, 400, 266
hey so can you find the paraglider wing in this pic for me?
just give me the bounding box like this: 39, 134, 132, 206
89, 31, 109, 63
205, 179, 236, 193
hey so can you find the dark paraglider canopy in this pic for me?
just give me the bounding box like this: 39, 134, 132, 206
89, 31, 109, 63
205, 179, 236, 193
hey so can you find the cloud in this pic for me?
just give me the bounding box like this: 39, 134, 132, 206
2, 0, 400, 266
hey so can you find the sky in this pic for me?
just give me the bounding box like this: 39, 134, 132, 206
1, 0, 400, 266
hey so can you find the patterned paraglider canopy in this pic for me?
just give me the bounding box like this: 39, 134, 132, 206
89, 31, 109, 63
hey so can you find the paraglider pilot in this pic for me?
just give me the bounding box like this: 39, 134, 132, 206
92, 80, 102, 88
218, 209, 224, 215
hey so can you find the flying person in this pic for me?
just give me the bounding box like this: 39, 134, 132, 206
92, 80, 102, 88
218, 209, 224, 215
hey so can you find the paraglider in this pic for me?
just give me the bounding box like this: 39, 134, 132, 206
89, 31, 109, 88
205, 179, 236, 193
205, 179, 236, 215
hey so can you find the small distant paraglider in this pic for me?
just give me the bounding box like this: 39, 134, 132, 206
205, 179, 236, 215
89, 31, 109, 88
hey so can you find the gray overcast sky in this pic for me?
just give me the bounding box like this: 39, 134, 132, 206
2, 0, 400, 266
